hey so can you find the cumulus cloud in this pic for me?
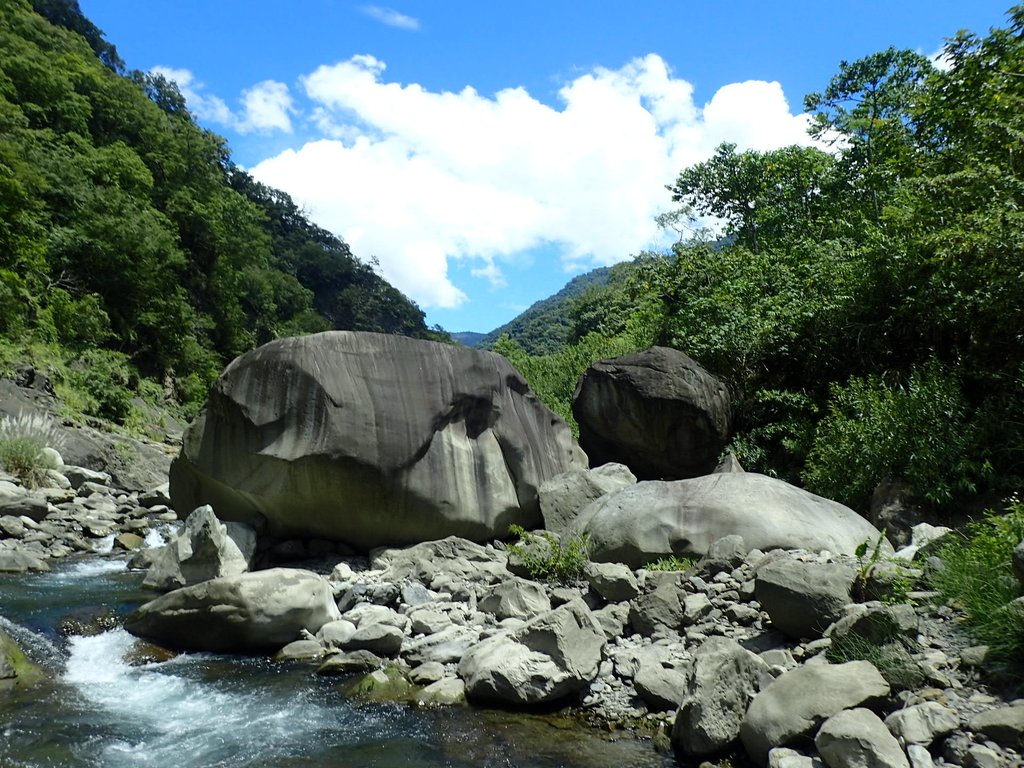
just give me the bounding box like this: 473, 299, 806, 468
360, 5, 420, 30
250, 53, 816, 309
151, 66, 294, 134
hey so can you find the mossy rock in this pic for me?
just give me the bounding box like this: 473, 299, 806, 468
342, 663, 415, 703
0, 629, 44, 688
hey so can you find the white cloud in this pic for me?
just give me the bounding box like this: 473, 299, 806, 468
928, 46, 954, 72
150, 67, 294, 134
250, 54, 817, 309
360, 5, 420, 30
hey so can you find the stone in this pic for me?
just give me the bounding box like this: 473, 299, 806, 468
0, 515, 26, 538
755, 559, 856, 639
815, 708, 910, 768
539, 463, 637, 533
402, 624, 481, 666
274, 639, 324, 661
142, 505, 255, 591
409, 661, 446, 685
584, 561, 640, 603
124, 568, 341, 653
572, 346, 730, 480
884, 702, 959, 747
371, 537, 509, 586
316, 650, 383, 676
478, 577, 551, 620
458, 599, 605, 705
0, 492, 49, 522
114, 532, 145, 551
829, 603, 918, 647
408, 608, 452, 636
169, 332, 585, 549
592, 602, 631, 640
316, 619, 357, 648
682, 593, 713, 625
62, 466, 112, 490
344, 665, 414, 702
768, 748, 826, 768
634, 661, 688, 711
905, 744, 934, 768
740, 661, 891, 765
341, 624, 404, 657
571, 473, 884, 568
629, 575, 684, 636
968, 704, 1024, 748
703, 534, 748, 573
414, 677, 466, 707
672, 637, 773, 757
0, 548, 50, 573
341, 603, 409, 632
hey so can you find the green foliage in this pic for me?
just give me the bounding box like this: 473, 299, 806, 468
803, 362, 989, 510
929, 499, 1024, 677
644, 556, 697, 572
506, 524, 590, 584
0, 410, 63, 488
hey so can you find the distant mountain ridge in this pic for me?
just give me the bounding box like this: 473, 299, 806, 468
470, 267, 614, 355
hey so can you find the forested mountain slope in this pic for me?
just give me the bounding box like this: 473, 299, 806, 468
0, 0, 438, 421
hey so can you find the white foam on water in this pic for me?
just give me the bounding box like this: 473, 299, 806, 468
92, 534, 115, 554
142, 523, 178, 549
62, 630, 387, 767
45, 558, 127, 583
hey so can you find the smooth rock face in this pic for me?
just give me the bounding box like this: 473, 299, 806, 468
170, 332, 586, 549
143, 505, 255, 591
572, 473, 883, 568
755, 560, 856, 640
740, 661, 891, 765
572, 347, 730, 480
458, 599, 605, 705
815, 708, 910, 768
673, 637, 773, 757
124, 568, 341, 652
539, 463, 636, 533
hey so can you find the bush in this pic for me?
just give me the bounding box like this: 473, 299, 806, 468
507, 524, 589, 584
928, 498, 1024, 680
803, 361, 988, 510
645, 555, 697, 572
0, 411, 64, 488
825, 631, 925, 691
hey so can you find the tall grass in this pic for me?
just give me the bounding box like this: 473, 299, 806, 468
0, 411, 65, 488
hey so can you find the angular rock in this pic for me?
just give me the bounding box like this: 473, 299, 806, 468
124, 568, 341, 652
572, 346, 730, 480
968, 703, 1024, 748
592, 602, 631, 640
0, 548, 50, 573
371, 537, 509, 586
478, 577, 551, 620
629, 575, 684, 636
316, 649, 383, 676
768, 748, 826, 768
755, 559, 856, 639
571, 474, 884, 568
634, 661, 688, 711
815, 708, 910, 768
539, 463, 636, 533
142, 505, 255, 591
402, 624, 481, 666
414, 677, 466, 707
458, 599, 605, 705
409, 661, 446, 685
672, 637, 772, 757
740, 661, 891, 765
341, 624, 404, 657
584, 561, 640, 603
884, 703, 959, 747
169, 332, 586, 549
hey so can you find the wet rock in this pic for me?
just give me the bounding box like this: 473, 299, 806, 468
316, 649, 383, 676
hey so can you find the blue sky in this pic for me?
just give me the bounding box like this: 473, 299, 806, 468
80, 1, 1014, 334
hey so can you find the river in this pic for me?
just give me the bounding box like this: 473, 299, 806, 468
0, 556, 675, 767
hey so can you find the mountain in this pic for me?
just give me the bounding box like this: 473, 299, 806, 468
474, 267, 614, 355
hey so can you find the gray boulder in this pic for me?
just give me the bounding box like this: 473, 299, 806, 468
571, 473, 883, 568
884, 703, 959, 748
584, 561, 640, 603
740, 661, 891, 765
815, 708, 910, 768
371, 536, 509, 587
968, 703, 1024, 748
143, 505, 256, 591
124, 568, 341, 652
341, 624, 405, 657
571, 346, 730, 480
169, 332, 585, 549
629, 574, 685, 636
755, 559, 857, 640
672, 637, 773, 757
458, 598, 605, 705
634, 661, 688, 711
478, 577, 551, 620
539, 463, 636, 533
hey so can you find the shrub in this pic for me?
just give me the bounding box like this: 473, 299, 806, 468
507, 524, 589, 584
928, 498, 1024, 680
645, 555, 697, 572
0, 411, 65, 488
825, 631, 925, 691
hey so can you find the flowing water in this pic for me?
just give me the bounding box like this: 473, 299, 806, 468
0, 558, 674, 768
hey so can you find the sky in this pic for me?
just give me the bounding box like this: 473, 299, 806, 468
79, 1, 1014, 334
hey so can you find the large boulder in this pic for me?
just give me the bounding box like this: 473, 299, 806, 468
755, 559, 857, 640
124, 568, 341, 652
169, 332, 585, 549
458, 598, 605, 705
143, 505, 256, 591
570, 473, 883, 568
571, 347, 730, 480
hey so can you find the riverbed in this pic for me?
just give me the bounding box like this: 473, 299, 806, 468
0, 557, 675, 767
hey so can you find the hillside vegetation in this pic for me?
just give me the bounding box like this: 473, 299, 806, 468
0, 0, 439, 424
498, 9, 1024, 517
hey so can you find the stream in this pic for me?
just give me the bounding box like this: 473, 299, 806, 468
0, 556, 675, 767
